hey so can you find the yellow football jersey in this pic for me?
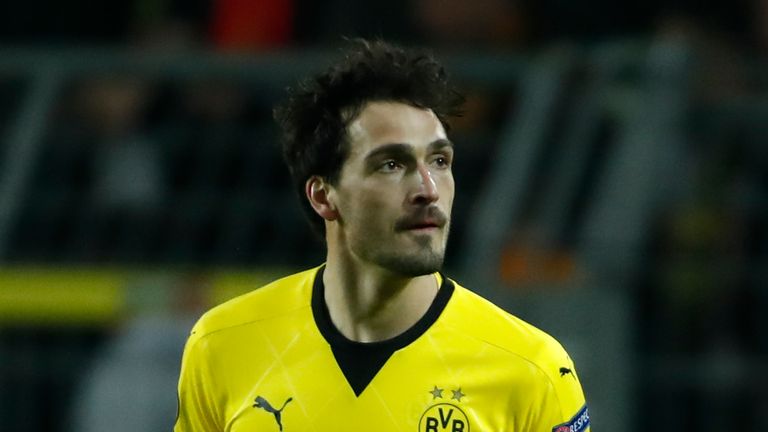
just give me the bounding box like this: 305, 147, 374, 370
175, 266, 590, 432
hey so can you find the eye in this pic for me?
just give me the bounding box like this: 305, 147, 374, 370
378, 160, 403, 173
432, 154, 452, 169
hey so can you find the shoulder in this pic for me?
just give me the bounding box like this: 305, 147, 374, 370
187, 266, 320, 342
442, 279, 588, 420
442, 279, 575, 379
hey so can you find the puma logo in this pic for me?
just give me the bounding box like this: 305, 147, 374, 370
559, 367, 573, 377
253, 396, 293, 431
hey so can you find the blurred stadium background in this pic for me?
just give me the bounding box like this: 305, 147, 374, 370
0, 0, 766, 430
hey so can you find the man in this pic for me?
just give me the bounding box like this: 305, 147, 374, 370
175, 39, 590, 432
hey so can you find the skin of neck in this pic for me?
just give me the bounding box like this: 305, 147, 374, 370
322, 225, 440, 343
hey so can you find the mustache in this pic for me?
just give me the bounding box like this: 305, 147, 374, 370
394, 207, 448, 231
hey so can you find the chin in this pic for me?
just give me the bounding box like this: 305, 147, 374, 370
378, 251, 445, 277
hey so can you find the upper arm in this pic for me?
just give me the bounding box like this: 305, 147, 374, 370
523, 351, 591, 432
174, 331, 222, 432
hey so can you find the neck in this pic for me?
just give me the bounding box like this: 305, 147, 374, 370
322, 252, 439, 343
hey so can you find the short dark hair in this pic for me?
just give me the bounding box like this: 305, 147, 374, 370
274, 39, 464, 235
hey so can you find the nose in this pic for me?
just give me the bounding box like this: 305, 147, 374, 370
410, 164, 439, 205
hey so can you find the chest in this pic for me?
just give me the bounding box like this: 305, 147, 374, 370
218, 334, 534, 432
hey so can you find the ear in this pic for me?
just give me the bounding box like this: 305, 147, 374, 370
305, 176, 339, 221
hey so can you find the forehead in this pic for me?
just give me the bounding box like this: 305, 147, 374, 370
346, 101, 447, 157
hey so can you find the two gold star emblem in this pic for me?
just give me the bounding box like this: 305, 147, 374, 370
429, 386, 465, 402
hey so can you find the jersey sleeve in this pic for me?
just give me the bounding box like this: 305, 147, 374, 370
531, 353, 591, 432
174, 327, 223, 432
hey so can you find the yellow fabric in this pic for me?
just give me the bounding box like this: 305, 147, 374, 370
176, 266, 590, 432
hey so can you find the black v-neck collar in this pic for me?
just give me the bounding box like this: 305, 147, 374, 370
311, 266, 455, 396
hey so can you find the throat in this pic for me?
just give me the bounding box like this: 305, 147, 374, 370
311, 266, 456, 396
323, 270, 439, 342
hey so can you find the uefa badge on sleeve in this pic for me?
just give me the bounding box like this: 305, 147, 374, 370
552, 405, 590, 432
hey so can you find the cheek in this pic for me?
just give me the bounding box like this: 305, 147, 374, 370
341, 188, 389, 221
439, 174, 455, 202
353, 192, 402, 229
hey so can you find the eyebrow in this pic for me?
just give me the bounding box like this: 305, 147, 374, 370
428, 138, 454, 152
363, 139, 454, 162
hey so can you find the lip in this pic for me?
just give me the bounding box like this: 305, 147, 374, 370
405, 223, 441, 232
395, 209, 448, 233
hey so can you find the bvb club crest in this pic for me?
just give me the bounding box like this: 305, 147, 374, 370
418, 387, 470, 432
